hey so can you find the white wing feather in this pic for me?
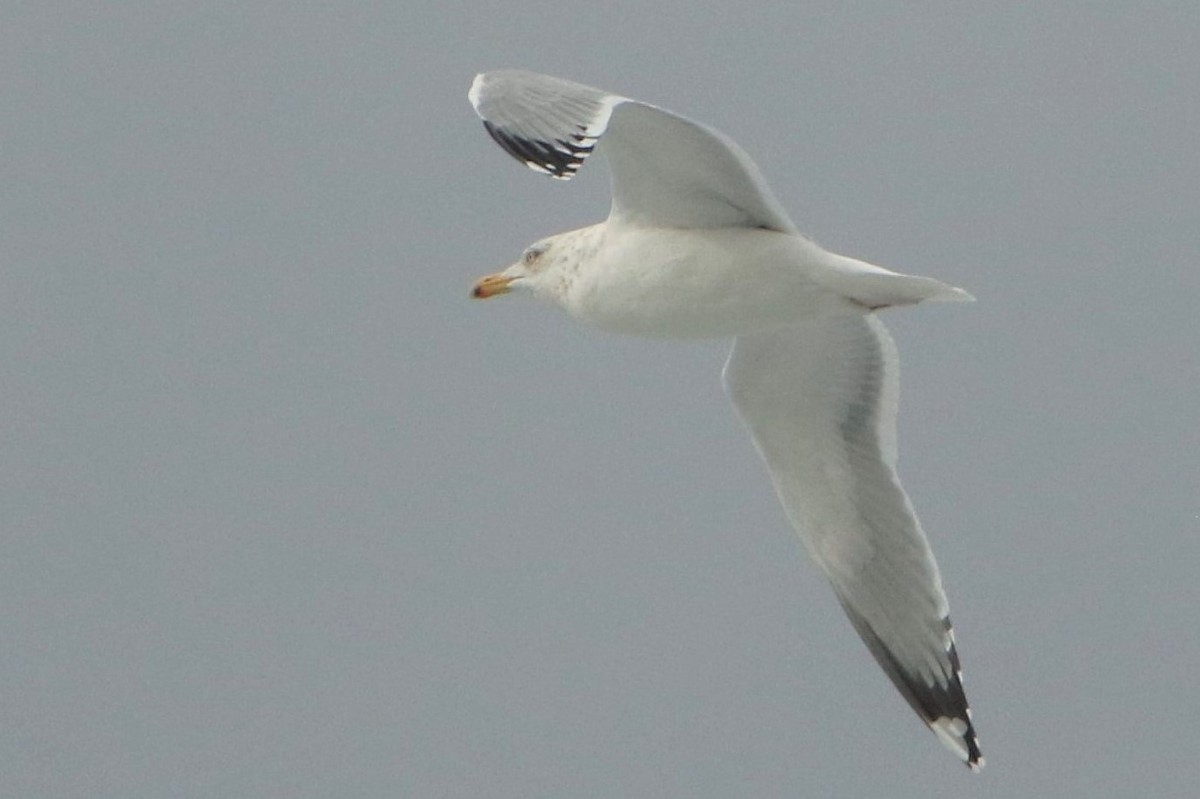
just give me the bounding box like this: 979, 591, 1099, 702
723, 313, 982, 769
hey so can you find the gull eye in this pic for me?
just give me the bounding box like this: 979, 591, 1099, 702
523, 248, 542, 266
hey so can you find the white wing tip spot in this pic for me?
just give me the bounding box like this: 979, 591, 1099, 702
930, 716, 984, 772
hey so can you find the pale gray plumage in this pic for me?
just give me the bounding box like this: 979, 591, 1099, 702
469, 69, 983, 770
724, 315, 980, 766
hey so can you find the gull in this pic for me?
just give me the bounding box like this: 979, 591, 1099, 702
468, 70, 983, 770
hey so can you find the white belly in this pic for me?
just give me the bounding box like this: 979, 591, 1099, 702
562, 226, 843, 338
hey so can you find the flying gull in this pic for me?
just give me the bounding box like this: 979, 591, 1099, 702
468, 70, 984, 770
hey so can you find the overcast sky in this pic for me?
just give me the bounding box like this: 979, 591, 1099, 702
3, 2, 1198, 797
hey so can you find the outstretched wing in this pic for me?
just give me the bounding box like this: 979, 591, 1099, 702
469, 70, 797, 232
723, 313, 983, 770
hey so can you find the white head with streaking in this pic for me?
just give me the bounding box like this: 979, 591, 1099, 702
473, 227, 603, 304
468, 69, 984, 770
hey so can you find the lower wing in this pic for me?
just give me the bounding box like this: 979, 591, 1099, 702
723, 312, 982, 769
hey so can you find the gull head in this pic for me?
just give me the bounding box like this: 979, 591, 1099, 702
472, 226, 600, 302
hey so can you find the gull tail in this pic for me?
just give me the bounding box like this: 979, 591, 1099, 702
815, 253, 974, 309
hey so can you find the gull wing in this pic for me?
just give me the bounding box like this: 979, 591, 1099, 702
723, 313, 983, 770
469, 70, 797, 232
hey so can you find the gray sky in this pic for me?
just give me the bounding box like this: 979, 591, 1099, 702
3, 2, 1198, 797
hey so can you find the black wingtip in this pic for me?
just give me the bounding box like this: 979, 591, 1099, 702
481, 120, 586, 179
836, 600, 984, 769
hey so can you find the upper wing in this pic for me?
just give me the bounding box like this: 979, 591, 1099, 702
723, 313, 982, 770
469, 70, 797, 232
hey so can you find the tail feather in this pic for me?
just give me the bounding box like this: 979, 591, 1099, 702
815, 254, 974, 308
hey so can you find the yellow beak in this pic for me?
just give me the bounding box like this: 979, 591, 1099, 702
472, 273, 515, 299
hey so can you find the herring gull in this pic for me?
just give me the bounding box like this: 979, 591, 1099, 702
468, 70, 983, 770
